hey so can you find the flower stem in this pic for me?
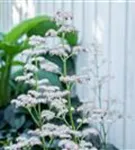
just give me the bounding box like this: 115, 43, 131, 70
62, 58, 77, 143
67, 84, 75, 130
27, 108, 39, 126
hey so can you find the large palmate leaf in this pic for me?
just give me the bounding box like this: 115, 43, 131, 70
4, 15, 51, 43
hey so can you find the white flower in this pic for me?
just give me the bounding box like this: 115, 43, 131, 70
59, 139, 78, 150
38, 85, 60, 92
24, 63, 38, 72
25, 72, 34, 79
90, 147, 98, 150
77, 118, 83, 123
41, 110, 55, 121
29, 123, 74, 139
5, 136, 41, 150
40, 60, 60, 73
15, 73, 34, 82
44, 90, 70, 98
25, 78, 36, 86
82, 128, 99, 137
28, 90, 40, 98
15, 76, 26, 82
31, 56, 45, 63
60, 75, 90, 84
54, 11, 73, 26
37, 79, 49, 86
79, 140, 92, 150
49, 48, 68, 57
56, 11, 73, 20
50, 98, 68, 116
29, 35, 46, 46
58, 25, 76, 33
45, 29, 57, 37
31, 48, 48, 55
72, 46, 89, 55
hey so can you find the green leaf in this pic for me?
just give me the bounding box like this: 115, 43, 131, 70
0, 32, 4, 41
45, 53, 75, 75
12, 60, 25, 66
65, 31, 78, 46
27, 20, 58, 37
0, 39, 30, 55
37, 70, 62, 88
4, 15, 51, 43
4, 105, 26, 130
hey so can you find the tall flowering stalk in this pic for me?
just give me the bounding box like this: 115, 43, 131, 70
78, 40, 123, 149
4, 12, 97, 150
4, 11, 122, 150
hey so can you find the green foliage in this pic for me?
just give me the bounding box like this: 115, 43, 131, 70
4, 105, 26, 130
4, 16, 50, 43
0, 105, 34, 147
0, 32, 4, 41
27, 20, 58, 37
0, 15, 52, 107
0, 39, 30, 56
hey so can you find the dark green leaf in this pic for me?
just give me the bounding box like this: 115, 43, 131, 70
27, 20, 58, 37
64, 30, 78, 46
0, 41, 30, 55
0, 32, 4, 41
4, 16, 51, 43
12, 60, 25, 66
0, 109, 6, 129
45, 53, 75, 75
4, 105, 26, 130
37, 70, 62, 88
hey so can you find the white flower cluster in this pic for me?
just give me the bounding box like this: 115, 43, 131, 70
41, 110, 55, 121
15, 56, 60, 86
78, 101, 122, 125
29, 35, 46, 46
60, 74, 90, 84
23, 11, 89, 61
53, 11, 73, 26
49, 44, 71, 57
40, 59, 60, 74
5, 136, 41, 150
12, 83, 69, 113
5, 126, 97, 150
28, 123, 77, 139
27, 123, 97, 150
59, 139, 97, 150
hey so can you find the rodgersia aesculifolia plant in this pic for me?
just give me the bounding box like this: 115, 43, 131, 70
5, 12, 97, 150
5, 12, 122, 150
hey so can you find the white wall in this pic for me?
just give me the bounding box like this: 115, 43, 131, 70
0, 0, 135, 149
